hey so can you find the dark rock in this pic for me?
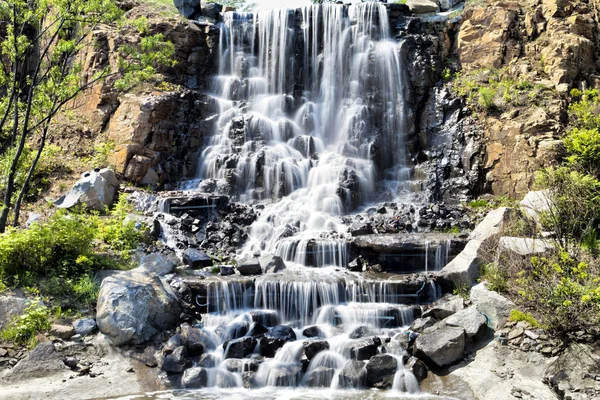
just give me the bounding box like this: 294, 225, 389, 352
63, 356, 78, 369
349, 326, 372, 339
260, 325, 297, 358
422, 296, 464, 320
351, 337, 381, 361
174, 0, 202, 20
161, 346, 191, 373
163, 334, 183, 355
304, 340, 329, 360
248, 323, 269, 337
220, 265, 235, 276
414, 326, 465, 369
405, 356, 428, 383
303, 326, 326, 338
72, 318, 97, 336
410, 317, 436, 333
179, 325, 205, 357
259, 253, 287, 273
198, 353, 218, 368
236, 258, 262, 276
366, 354, 397, 389
304, 366, 335, 387
158, 371, 183, 389
182, 248, 212, 269
250, 311, 279, 327
339, 360, 367, 388
201, 0, 221, 20
182, 367, 208, 389
223, 336, 257, 359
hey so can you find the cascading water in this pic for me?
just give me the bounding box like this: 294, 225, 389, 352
153, 3, 456, 398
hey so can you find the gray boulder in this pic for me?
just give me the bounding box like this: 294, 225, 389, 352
366, 354, 397, 389
469, 207, 512, 242
96, 271, 181, 346
520, 190, 550, 222
72, 318, 97, 336
422, 296, 464, 320
498, 237, 553, 257
54, 169, 119, 211
407, 0, 439, 14
303, 340, 329, 360
174, 0, 201, 19
260, 325, 297, 358
351, 337, 381, 361
339, 360, 367, 388
405, 356, 428, 383
161, 346, 191, 373
304, 366, 335, 387
134, 253, 178, 277
201, 0, 222, 19
223, 336, 257, 359
470, 283, 515, 330
414, 326, 465, 368
236, 258, 262, 276
444, 306, 487, 339
182, 248, 212, 269
410, 317, 437, 333
259, 253, 287, 273
1, 342, 67, 382
0, 295, 30, 329
182, 366, 208, 389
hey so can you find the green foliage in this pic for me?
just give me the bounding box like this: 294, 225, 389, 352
0, 301, 50, 346
564, 128, 600, 175
509, 309, 540, 327
568, 89, 600, 130
477, 87, 496, 110
480, 262, 508, 293
96, 197, 145, 252
468, 199, 489, 208
442, 67, 453, 82
516, 252, 600, 336
453, 282, 470, 300
92, 141, 116, 168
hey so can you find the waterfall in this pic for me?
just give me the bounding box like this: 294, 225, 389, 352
196, 2, 410, 268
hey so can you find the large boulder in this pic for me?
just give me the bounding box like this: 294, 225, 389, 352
161, 346, 191, 373
304, 366, 335, 387
174, 0, 202, 19
259, 325, 297, 358
182, 366, 208, 389
422, 296, 464, 320
201, 0, 222, 20
406, 0, 439, 14
520, 191, 550, 222
54, 169, 120, 211
498, 237, 553, 258
351, 337, 381, 361
469, 283, 515, 330
405, 356, 428, 383
72, 318, 97, 336
223, 337, 257, 359
304, 340, 329, 361
366, 354, 397, 389
1, 342, 67, 382
438, 0, 461, 11
444, 306, 488, 339
339, 360, 367, 388
259, 253, 286, 273
134, 253, 178, 277
414, 326, 466, 369
96, 271, 181, 346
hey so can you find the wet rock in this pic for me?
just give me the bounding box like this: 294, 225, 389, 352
72, 318, 97, 336
198, 353, 218, 368
179, 325, 207, 357
351, 337, 381, 361
1, 342, 67, 382
182, 248, 212, 269
96, 271, 181, 346
236, 258, 262, 276
243, 371, 257, 388
260, 325, 297, 358
438, 239, 483, 289
223, 336, 257, 359
303, 326, 326, 338
414, 326, 465, 369
444, 306, 488, 339
268, 364, 302, 386
405, 356, 428, 383
49, 324, 75, 340
220, 265, 235, 276
250, 311, 279, 327
470, 282, 515, 330
259, 253, 287, 273
174, 0, 202, 20
54, 169, 119, 211
163, 334, 183, 355
347, 257, 364, 272
305, 366, 335, 387
349, 326, 373, 339
366, 354, 397, 389
303, 340, 330, 360
422, 296, 464, 320
158, 371, 183, 389
410, 317, 437, 333
182, 367, 208, 389
161, 346, 191, 373
201, 0, 221, 20
248, 323, 269, 337
339, 360, 367, 388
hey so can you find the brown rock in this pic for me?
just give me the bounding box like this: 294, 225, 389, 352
49, 324, 76, 340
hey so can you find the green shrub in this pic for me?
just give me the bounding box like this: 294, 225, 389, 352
516, 252, 600, 336
0, 301, 50, 346
509, 309, 540, 327
72, 275, 100, 305
564, 128, 600, 176
481, 262, 508, 293
478, 87, 496, 110
96, 197, 145, 252
569, 89, 600, 130
468, 199, 489, 208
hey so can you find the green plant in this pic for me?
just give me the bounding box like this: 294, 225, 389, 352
96, 197, 145, 253
509, 309, 540, 327
453, 282, 470, 300
481, 262, 508, 293
211, 266, 221, 274
72, 275, 100, 305
478, 87, 496, 110
0, 279, 6, 294
468, 199, 489, 208
0, 301, 50, 346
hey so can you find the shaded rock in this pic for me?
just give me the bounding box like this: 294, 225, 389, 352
260, 325, 297, 358
174, 0, 202, 19
305, 366, 335, 387
96, 271, 181, 346
161, 346, 190, 373
163, 334, 183, 355
201, 0, 221, 20
49, 324, 75, 340
444, 306, 487, 339
410, 317, 437, 333
351, 337, 381, 361
198, 353, 218, 368
414, 326, 465, 369
339, 360, 367, 388
347, 257, 363, 272
250, 311, 279, 327
157, 371, 183, 389
248, 323, 269, 337
349, 326, 373, 339
303, 326, 325, 338
405, 356, 428, 383
220, 265, 235, 276
72, 318, 97, 336
304, 340, 329, 360
422, 296, 464, 320
366, 354, 397, 389
470, 282, 515, 330
259, 253, 286, 273
54, 169, 119, 211
179, 325, 207, 357
236, 258, 262, 276
182, 248, 212, 269
224, 337, 257, 359
182, 366, 208, 389
1, 342, 67, 382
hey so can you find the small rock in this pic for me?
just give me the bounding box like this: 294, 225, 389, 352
161, 346, 190, 373
49, 324, 75, 340
72, 319, 97, 336
236, 258, 262, 276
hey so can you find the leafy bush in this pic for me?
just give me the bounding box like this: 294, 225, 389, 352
477, 87, 496, 110
516, 252, 600, 336
96, 197, 145, 252
509, 309, 540, 327
481, 262, 508, 293
0, 301, 50, 346
564, 128, 600, 175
